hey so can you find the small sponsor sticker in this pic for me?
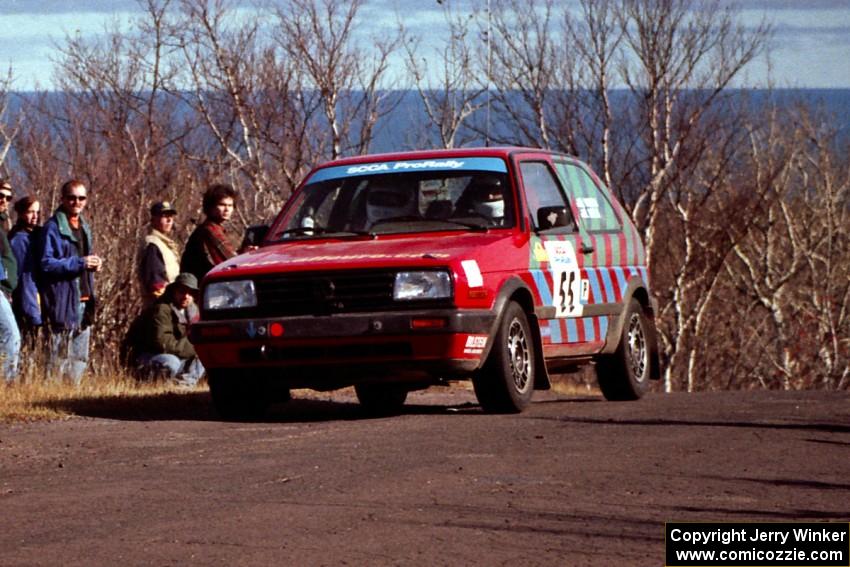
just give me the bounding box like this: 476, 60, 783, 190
464, 334, 487, 355
346, 159, 466, 175
544, 241, 578, 268
533, 241, 549, 262
576, 197, 601, 219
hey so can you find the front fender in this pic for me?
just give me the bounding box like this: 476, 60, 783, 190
477, 275, 551, 389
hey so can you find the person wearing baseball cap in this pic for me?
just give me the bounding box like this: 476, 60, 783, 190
138, 200, 180, 305
127, 272, 204, 387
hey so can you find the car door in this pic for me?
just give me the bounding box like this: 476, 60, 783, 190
514, 154, 603, 357
551, 157, 649, 345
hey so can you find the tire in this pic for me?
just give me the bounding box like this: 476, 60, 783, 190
596, 299, 651, 401
472, 301, 535, 413
354, 383, 408, 416
208, 370, 272, 421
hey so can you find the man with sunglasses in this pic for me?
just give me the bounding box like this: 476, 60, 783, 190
38, 179, 102, 385
0, 179, 20, 382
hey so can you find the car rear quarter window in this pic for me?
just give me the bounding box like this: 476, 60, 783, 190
554, 161, 621, 232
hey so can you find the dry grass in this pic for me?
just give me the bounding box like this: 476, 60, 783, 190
549, 366, 602, 397
0, 372, 209, 423
1, 365, 601, 424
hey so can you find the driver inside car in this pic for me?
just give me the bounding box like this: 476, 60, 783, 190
456, 176, 506, 226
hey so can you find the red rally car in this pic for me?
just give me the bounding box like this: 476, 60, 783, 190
190, 147, 661, 419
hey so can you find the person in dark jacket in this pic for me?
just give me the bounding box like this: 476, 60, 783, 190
0, 179, 20, 382
38, 179, 102, 385
9, 195, 43, 347
131, 272, 204, 387
137, 200, 180, 305
180, 183, 243, 282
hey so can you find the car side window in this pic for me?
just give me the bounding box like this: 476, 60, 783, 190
554, 161, 621, 232
519, 161, 575, 232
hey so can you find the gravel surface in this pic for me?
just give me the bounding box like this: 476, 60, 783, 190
1, 389, 848, 566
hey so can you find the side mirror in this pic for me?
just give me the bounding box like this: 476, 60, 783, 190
536, 206, 572, 230
242, 224, 270, 247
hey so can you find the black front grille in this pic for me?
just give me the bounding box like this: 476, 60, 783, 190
207, 270, 450, 319
258, 271, 396, 316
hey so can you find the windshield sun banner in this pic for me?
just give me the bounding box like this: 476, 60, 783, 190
307, 157, 508, 183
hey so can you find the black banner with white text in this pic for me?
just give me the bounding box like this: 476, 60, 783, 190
665, 522, 849, 566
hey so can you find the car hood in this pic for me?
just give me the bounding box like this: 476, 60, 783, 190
207, 231, 517, 280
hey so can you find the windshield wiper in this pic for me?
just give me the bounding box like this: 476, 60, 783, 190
327, 229, 376, 238
371, 216, 489, 232
276, 226, 376, 240
433, 219, 490, 232
370, 215, 421, 225
276, 226, 328, 239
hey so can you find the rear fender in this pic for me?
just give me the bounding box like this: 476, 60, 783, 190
603, 278, 661, 381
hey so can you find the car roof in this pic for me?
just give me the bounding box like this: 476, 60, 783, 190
314, 147, 574, 169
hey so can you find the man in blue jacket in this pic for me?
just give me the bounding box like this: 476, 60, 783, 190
38, 179, 102, 385
0, 180, 20, 382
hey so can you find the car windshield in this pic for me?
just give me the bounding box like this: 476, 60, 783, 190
269, 159, 514, 240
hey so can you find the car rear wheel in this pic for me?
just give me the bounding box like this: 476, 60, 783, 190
472, 301, 535, 413
596, 299, 651, 401
354, 383, 409, 416
208, 370, 275, 421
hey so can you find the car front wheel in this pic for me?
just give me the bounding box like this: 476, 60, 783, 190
354, 383, 409, 416
208, 370, 273, 421
472, 301, 535, 413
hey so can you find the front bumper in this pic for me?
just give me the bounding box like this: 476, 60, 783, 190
190, 309, 496, 384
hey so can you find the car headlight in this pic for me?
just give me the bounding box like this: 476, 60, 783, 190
393, 271, 452, 301
203, 280, 257, 310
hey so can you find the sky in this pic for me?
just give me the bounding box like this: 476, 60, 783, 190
0, 0, 848, 90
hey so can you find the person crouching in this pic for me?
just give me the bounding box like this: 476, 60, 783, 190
133, 273, 204, 387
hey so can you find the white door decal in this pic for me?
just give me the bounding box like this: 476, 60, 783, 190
543, 241, 583, 318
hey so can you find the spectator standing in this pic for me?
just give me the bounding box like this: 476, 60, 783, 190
138, 200, 180, 305
0, 180, 20, 381
180, 184, 241, 282
39, 179, 102, 385
127, 273, 204, 387
9, 195, 43, 347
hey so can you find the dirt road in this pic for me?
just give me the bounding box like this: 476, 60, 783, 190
1, 389, 848, 566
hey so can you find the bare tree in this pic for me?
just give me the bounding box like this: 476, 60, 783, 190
481, 0, 567, 150
619, 0, 770, 266
563, 0, 623, 188
16, 0, 195, 371
273, 0, 403, 159
400, 3, 486, 149
724, 106, 850, 390
654, 100, 791, 391
0, 68, 22, 175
